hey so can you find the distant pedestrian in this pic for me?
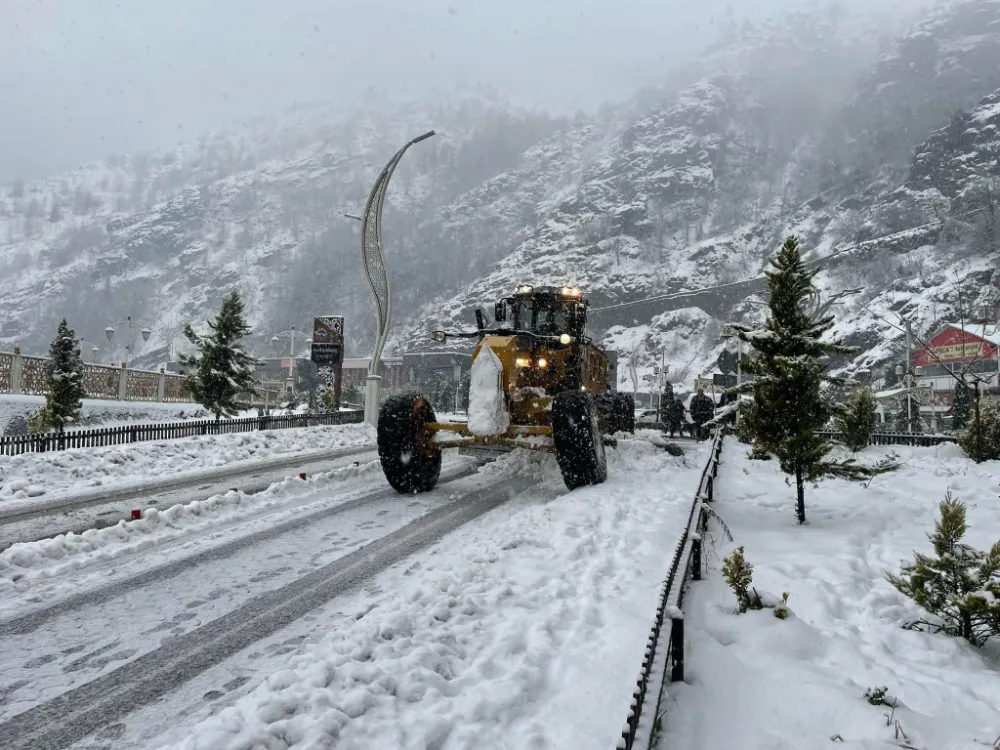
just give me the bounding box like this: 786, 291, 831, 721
689, 388, 715, 441
666, 396, 685, 438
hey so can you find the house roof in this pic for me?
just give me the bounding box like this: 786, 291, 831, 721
950, 323, 1000, 346
923, 323, 1000, 347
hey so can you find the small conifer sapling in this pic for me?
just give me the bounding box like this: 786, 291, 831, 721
887, 492, 1000, 647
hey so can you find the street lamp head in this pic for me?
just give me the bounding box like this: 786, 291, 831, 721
105, 326, 115, 342
141, 328, 151, 342
271, 336, 279, 346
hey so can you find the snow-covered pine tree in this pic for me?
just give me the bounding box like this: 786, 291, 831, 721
837, 387, 877, 451
887, 492, 1000, 647
43, 319, 86, 432
958, 398, 1000, 462
732, 236, 876, 524
179, 292, 258, 420
953, 380, 973, 431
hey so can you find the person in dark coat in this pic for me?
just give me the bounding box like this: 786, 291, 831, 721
666, 396, 685, 438
689, 388, 715, 440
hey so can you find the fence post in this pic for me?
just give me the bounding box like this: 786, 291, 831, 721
11, 347, 23, 394
118, 362, 128, 400
692, 535, 702, 581
669, 616, 684, 682
157, 368, 166, 402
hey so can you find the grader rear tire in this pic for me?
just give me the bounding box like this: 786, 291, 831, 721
552, 391, 607, 491
377, 392, 442, 494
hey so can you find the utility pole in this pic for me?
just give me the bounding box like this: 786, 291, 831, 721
905, 317, 913, 429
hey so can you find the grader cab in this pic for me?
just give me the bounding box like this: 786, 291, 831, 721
377, 285, 635, 492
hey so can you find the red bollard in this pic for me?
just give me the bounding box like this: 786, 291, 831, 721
131, 509, 142, 520
299, 472, 307, 480
353, 461, 360, 467
231, 488, 238, 493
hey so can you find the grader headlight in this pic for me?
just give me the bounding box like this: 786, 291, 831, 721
536, 357, 549, 369
515, 357, 532, 368
559, 333, 573, 345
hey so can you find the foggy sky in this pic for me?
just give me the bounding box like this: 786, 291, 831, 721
3, 0, 830, 182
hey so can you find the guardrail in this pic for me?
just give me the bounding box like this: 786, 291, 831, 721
0, 410, 364, 456
617, 427, 725, 750
817, 430, 957, 447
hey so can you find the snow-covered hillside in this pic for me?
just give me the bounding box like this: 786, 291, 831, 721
2, 0, 998, 395
404, 0, 1000, 391
0, 94, 565, 364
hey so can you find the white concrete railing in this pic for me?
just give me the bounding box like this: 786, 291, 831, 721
0, 348, 279, 406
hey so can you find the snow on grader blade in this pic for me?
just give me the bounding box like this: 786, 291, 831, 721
376, 285, 636, 493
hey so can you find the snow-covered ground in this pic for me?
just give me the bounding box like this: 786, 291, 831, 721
0, 422, 374, 505
28, 437, 708, 750
0, 395, 213, 434
663, 441, 1000, 750
0, 457, 386, 603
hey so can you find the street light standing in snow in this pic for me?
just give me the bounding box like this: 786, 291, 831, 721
105, 315, 151, 368
271, 327, 311, 393
358, 131, 436, 426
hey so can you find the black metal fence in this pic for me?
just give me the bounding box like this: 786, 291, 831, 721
0, 411, 365, 456
617, 427, 725, 750
817, 430, 958, 447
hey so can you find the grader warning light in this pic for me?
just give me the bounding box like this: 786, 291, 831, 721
376, 285, 635, 493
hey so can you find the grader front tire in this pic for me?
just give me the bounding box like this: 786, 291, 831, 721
377, 392, 442, 494
552, 391, 608, 491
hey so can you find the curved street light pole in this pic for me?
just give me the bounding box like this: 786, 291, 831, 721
360, 130, 435, 426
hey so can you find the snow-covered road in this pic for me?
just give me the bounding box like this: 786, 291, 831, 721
0, 436, 706, 750
0, 444, 378, 549
0, 422, 374, 508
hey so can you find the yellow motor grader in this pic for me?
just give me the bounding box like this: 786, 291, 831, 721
377, 285, 635, 492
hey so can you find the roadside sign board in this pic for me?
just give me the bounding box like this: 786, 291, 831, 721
312, 316, 345, 407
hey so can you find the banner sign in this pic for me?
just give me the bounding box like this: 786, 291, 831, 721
930, 343, 983, 361
311, 316, 345, 366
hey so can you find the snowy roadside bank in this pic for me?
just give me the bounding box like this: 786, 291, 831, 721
0, 395, 214, 433
138, 440, 709, 750
0, 422, 375, 505
663, 442, 1000, 750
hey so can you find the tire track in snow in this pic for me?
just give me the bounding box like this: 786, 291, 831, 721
0, 475, 535, 750
0, 463, 484, 637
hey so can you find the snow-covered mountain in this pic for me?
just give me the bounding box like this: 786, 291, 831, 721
1, 0, 998, 394
403, 0, 1000, 390
0, 94, 565, 365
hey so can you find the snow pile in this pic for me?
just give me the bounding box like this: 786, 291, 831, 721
155, 440, 708, 750
467, 345, 509, 436
0, 460, 384, 595
663, 442, 1000, 750
0, 423, 374, 503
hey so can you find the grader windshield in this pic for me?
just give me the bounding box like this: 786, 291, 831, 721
509, 287, 586, 338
